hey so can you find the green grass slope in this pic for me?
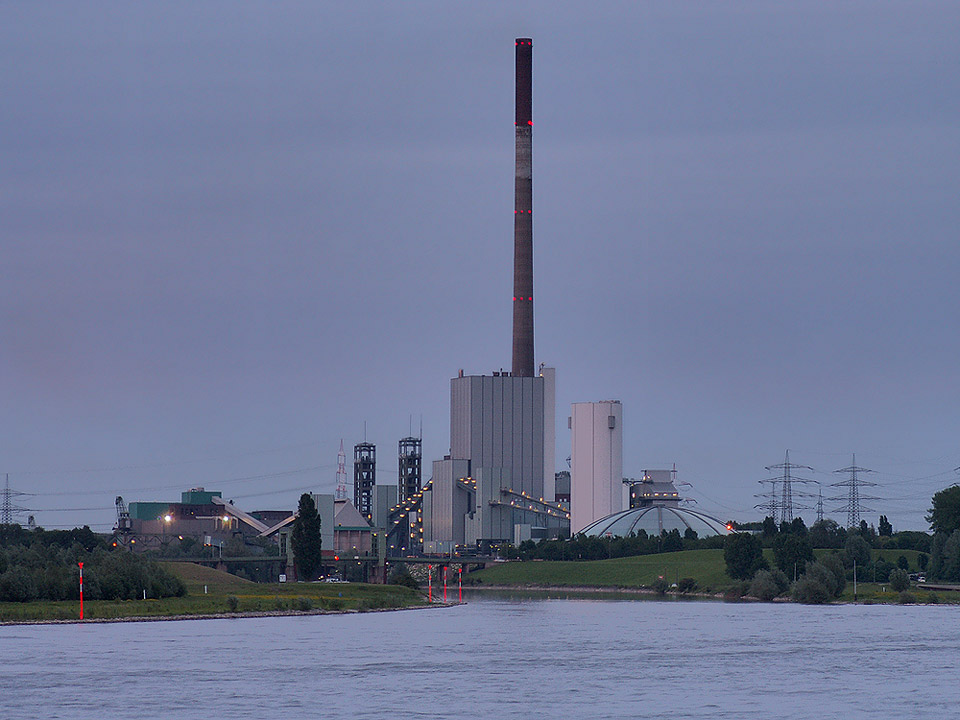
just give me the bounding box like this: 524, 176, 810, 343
472, 549, 731, 590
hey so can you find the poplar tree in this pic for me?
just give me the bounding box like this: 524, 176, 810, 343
291, 494, 323, 581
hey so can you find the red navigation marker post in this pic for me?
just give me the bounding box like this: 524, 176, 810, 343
78, 562, 84, 620
443, 566, 448, 603
428, 564, 432, 603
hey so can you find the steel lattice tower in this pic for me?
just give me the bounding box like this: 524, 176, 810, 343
1, 474, 29, 526
829, 454, 878, 528
335, 440, 348, 501
759, 451, 816, 524
755, 480, 783, 524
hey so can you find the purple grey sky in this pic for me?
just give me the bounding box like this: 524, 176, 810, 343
2, 2, 959, 532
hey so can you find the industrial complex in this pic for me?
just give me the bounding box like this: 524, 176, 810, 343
111, 38, 730, 580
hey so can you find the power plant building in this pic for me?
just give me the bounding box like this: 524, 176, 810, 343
570, 400, 624, 533
422, 38, 569, 550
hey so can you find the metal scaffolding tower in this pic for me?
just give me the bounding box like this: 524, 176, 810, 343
830, 454, 878, 528
353, 442, 376, 520
398, 437, 421, 504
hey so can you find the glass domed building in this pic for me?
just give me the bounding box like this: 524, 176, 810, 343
579, 470, 730, 538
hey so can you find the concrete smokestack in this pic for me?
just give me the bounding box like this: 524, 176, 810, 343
512, 37, 535, 377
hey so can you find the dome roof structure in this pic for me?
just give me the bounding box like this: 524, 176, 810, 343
579, 505, 731, 539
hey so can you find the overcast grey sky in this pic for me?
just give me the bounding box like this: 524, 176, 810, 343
2, 2, 958, 532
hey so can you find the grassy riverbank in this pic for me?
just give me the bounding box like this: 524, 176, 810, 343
0, 563, 426, 623
468, 548, 952, 603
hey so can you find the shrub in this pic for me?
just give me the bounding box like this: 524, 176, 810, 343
873, 558, 894, 583
898, 591, 917, 604
320, 597, 345, 611
226, 596, 239, 612
273, 597, 287, 611
749, 570, 781, 601
388, 565, 420, 591
925, 593, 940, 604
792, 575, 830, 604
889, 568, 910, 592
804, 562, 839, 598
769, 568, 790, 595
651, 577, 669, 595
295, 597, 313, 612
0, 569, 36, 602
818, 553, 847, 597
677, 577, 697, 594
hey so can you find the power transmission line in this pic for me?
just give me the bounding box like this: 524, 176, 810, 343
1, 474, 30, 525
829, 454, 880, 528
756, 450, 816, 524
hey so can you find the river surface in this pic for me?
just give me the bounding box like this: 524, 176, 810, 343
1, 592, 956, 719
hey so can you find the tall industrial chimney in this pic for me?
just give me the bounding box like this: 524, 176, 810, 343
512, 38, 535, 377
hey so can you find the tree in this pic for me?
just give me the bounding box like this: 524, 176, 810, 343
761, 516, 778, 538
805, 561, 840, 597
772, 533, 814, 578
819, 553, 847, 597
843, 535, 871, 569
873, 558, 893, 583
291, 493, 323, 581
724, 533, 767, 581
792, 574, 831, 604
809, 519, 845, 549
878, 515, 893, 537
889, 568, 910, 592
927, 486, 960, 535
662, 529, 682, 552
940, 529, 960, 582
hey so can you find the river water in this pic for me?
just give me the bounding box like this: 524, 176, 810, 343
0, 593, 956, 719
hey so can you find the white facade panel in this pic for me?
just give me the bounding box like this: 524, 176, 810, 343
570, 400, 623, 534
541, 366, 556, 502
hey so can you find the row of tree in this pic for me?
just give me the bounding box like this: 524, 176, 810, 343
924, 486, 960, 582
512, 528, 726, 562
726, 532, 917, 604
0, 526, 185, 603
723, 529, 923, 587
734, 516, 932, 553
